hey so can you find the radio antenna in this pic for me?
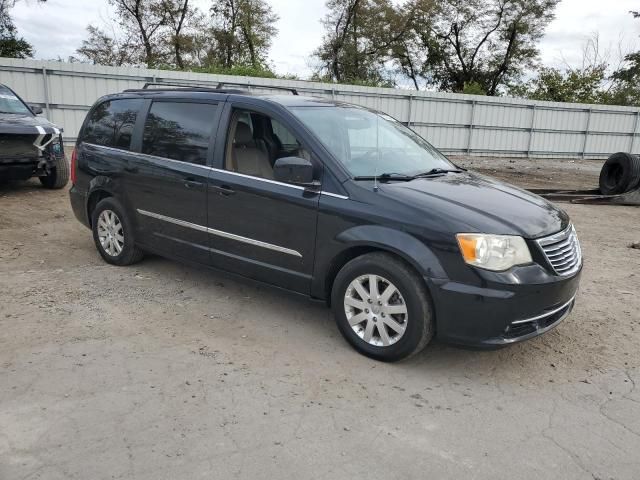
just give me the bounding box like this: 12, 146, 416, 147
373, 100, 380, 192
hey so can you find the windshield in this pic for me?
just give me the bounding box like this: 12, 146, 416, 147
291, 106, 453, 177
0, 86, 32, 115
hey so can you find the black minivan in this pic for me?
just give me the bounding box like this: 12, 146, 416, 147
70, 85, 582, 361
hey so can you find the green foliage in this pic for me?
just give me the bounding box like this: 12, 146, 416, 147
0, 35, 32, 58
78, 0, 278, 72
423, 0, 560, 95
157, 63, 305, 82
510, 65, 608, 104
462, 82, 486, 96
607, 11, 640, 106
162, 63, 278, 78
313, 0, 405, 87
312, 0, 560, 94
0, 0, 33, 58
602, 84, 640, 108
107, 0, 168, 67
209, 0, 278, 70
76, 25, 136, 66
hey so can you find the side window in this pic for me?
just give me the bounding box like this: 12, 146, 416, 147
225, 109, 310, 181
81, 99, 142, 150
142, 102, 218, 165
271, 119, 298, 149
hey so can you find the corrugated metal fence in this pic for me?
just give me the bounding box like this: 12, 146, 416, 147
2, 57, 639, 159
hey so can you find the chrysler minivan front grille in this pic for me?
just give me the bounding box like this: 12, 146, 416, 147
537, 225, 582, 276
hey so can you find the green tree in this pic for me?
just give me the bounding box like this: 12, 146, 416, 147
160, 0, 202, 69
609, 11, 640, 106
76, 25, 137, 66
612, 11, 640, 84
388, 0, 438, 90
422, 0, 560, 95
0, 0, 34, 58
78, 0, 206, 69
312, 0, 407, 86
109, 0, 169, 67
510, 65, 608, 103
209, 0, 279, 70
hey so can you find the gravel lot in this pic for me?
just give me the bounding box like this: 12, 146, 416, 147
1, 158, 639, 480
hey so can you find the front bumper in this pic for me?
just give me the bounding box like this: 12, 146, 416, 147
428, 264, 582, 348
0, 159, 39, 180
0, 136, 64, 180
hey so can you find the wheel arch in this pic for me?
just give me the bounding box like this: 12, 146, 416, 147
86, 176, 119, 226
320, 225, 447, 306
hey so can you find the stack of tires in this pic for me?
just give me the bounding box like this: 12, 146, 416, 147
599, 152, 640, 195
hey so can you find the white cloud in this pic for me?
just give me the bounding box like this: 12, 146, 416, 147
539, 0, 640, 69
9, 0, 640, 77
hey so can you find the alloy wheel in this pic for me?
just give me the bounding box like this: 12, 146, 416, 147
344, 274, 408, 347
97, 209, 124, 257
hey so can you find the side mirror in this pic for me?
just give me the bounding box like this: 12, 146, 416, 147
273, 156, 317, 187
29, 104, 43, 115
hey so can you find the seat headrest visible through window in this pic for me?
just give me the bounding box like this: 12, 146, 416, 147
234, 122, 253, 145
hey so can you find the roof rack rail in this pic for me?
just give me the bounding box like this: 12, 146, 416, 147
215, 82, 298, 95
138, 82, 240, 92
123, 81, 298, 95
123, 82, 246, 94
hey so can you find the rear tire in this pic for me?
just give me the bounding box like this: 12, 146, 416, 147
91, 197, 144, 266
599, 152, 640, 195
39, 150, 69, 189
331, 252, 434, 362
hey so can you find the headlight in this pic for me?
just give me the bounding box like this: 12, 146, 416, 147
456, 233, 532, 271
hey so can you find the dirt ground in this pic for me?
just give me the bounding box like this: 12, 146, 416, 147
454, 155, 606, 190
1, 158, 639, 480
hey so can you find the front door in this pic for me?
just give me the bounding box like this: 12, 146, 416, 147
206, 105, 321, 294
126, 99, 221, 265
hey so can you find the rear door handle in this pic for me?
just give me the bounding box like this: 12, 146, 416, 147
184, 179, 204, 189
209, 184, 235, 196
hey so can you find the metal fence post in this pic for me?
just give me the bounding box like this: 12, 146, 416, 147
406, 94, 413, 127
41, 67, 50, 117
527, 105, 536, 158
582, 109, 592, 159
630, 111, 640, 154
467, 100, 476, 155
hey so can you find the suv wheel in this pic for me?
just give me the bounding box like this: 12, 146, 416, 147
91, 198, 143, 266
39, 151, 70, 189
331, 252, 434, 362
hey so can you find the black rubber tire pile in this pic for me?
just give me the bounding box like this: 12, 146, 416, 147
599, 152, 640, 195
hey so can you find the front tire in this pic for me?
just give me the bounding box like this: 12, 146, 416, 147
91, 198, 143, 266
331, 252, 434, 362
39, 150, 69, 189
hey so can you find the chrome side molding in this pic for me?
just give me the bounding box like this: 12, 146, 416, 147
137, 209, 303, 258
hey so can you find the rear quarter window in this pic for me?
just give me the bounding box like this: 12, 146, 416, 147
81, 98, 142, 150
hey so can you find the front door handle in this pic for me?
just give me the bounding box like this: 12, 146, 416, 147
209, 184, 235, 196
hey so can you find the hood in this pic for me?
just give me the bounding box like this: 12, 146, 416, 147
0, 113, 61, 135
377, 171, 569, 239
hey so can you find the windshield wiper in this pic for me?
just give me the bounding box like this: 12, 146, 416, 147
412, 168, 463, 177
353, 168, 463, 182
353, 172, 415, 182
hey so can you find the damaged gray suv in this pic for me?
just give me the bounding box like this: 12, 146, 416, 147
0, 83, 68, 188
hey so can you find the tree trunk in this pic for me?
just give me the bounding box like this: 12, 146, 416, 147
173, 0, 189, 69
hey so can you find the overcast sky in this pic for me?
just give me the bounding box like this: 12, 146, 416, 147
10, 0, 640, 81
